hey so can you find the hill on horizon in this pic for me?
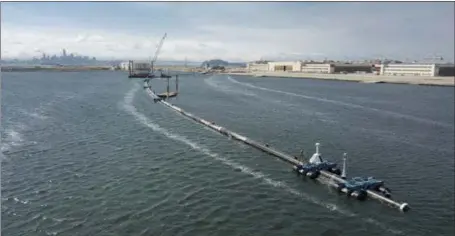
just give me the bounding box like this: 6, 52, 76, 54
200, 59, 246, 68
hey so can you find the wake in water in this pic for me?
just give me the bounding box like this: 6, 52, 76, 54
122, 84, 404, 235
227, 76, 453, 129
205, 76, 257, 97
205, 76, 336, 123
4, 129, 24, 145
1, 90, 85, 156
216, 76, 450, 153
1, 127, 28, 156
122, 84, 351, 215
17, 108, 48, 121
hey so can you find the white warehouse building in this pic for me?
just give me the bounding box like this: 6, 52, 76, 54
118, 61, 151, 71
247, 61, 269, 72
268, 61, 303, 72
263, 61, 335, 73
379, 63, 439, 77
301, 63, 335, 74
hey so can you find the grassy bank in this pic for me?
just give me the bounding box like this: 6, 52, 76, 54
225, 71, 455, 87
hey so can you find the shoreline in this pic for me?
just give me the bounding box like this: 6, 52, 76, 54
224, 72, 455, 87
1, 65, 113, 72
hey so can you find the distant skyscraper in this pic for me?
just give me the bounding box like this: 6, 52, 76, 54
62, 49, 67, 57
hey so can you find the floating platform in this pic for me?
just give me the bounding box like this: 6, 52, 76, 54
156, 91, 178, 99
129, 74, 155, 79
160, 73, 172, 78
144, 88, 410, 212
144, 74, 179, 102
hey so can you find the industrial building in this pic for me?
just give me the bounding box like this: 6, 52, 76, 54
332, 64, 373, 74
301, 63, 334, 74
249, 60, 374, 74
268, 61, 303, 72
246, 61, 269, 72
438, 64, 455, 76
378, 63, 454, 77
266, 61, 371, 74
118, 61, 151, 71
246, 60, 454, 77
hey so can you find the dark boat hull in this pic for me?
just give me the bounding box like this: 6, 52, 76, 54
129, 74, 156, 78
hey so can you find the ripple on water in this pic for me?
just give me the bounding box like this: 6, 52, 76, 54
2, 73, 453, 236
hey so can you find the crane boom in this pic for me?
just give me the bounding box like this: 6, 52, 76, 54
151, 33, 167, 73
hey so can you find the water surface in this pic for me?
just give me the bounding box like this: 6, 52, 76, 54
2, 71, 454, 236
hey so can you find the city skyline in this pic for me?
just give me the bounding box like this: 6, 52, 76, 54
37, 48, 97, 60
0, 48, 100, 66
2, 48, 452, 65
1, 2, 454, 62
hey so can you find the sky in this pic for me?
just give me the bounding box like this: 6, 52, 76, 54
1, 1, 454, 62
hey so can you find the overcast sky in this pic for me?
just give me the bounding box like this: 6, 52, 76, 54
1, 2, 454, 62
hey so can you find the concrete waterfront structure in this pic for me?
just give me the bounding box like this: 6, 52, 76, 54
245, 59, 454, 77
333, 63, 373, 74
227, 61, 454, 86
118, 60, 151, 72
268, 61, 303, 72
438, 64, 455, 76
246, 61, 269, 72
247, 60, 374, 74
378, 63, 455, 77
301, 63, 334, 74
379, 63, 438, 77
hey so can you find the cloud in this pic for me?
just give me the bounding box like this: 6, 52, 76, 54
1, 2, 454, 62
0, 24, 251, 61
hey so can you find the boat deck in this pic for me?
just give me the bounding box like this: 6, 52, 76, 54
157, 91, 178, 98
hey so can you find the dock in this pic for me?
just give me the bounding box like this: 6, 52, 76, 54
145, 88, 410, 212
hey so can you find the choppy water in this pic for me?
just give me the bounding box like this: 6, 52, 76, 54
1, 71, 454, 236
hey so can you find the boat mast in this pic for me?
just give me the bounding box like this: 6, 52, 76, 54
166, 76, 170, 100
341, 153, 347, 179
176, 75, 179, 93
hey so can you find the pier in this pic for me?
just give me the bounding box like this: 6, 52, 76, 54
144, 87, 410, 212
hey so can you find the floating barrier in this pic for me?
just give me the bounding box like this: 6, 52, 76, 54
145, 87, 410, 212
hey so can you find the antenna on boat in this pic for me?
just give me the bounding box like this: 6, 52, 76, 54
175, 75, 179, 100
309, 142, 322, 164
166, 76, 170, 100
299, 149, 305, 162
176, 75, 179, 93
341, 153, 347, 179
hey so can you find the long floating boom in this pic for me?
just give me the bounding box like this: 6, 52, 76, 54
144, 86, 410, 212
